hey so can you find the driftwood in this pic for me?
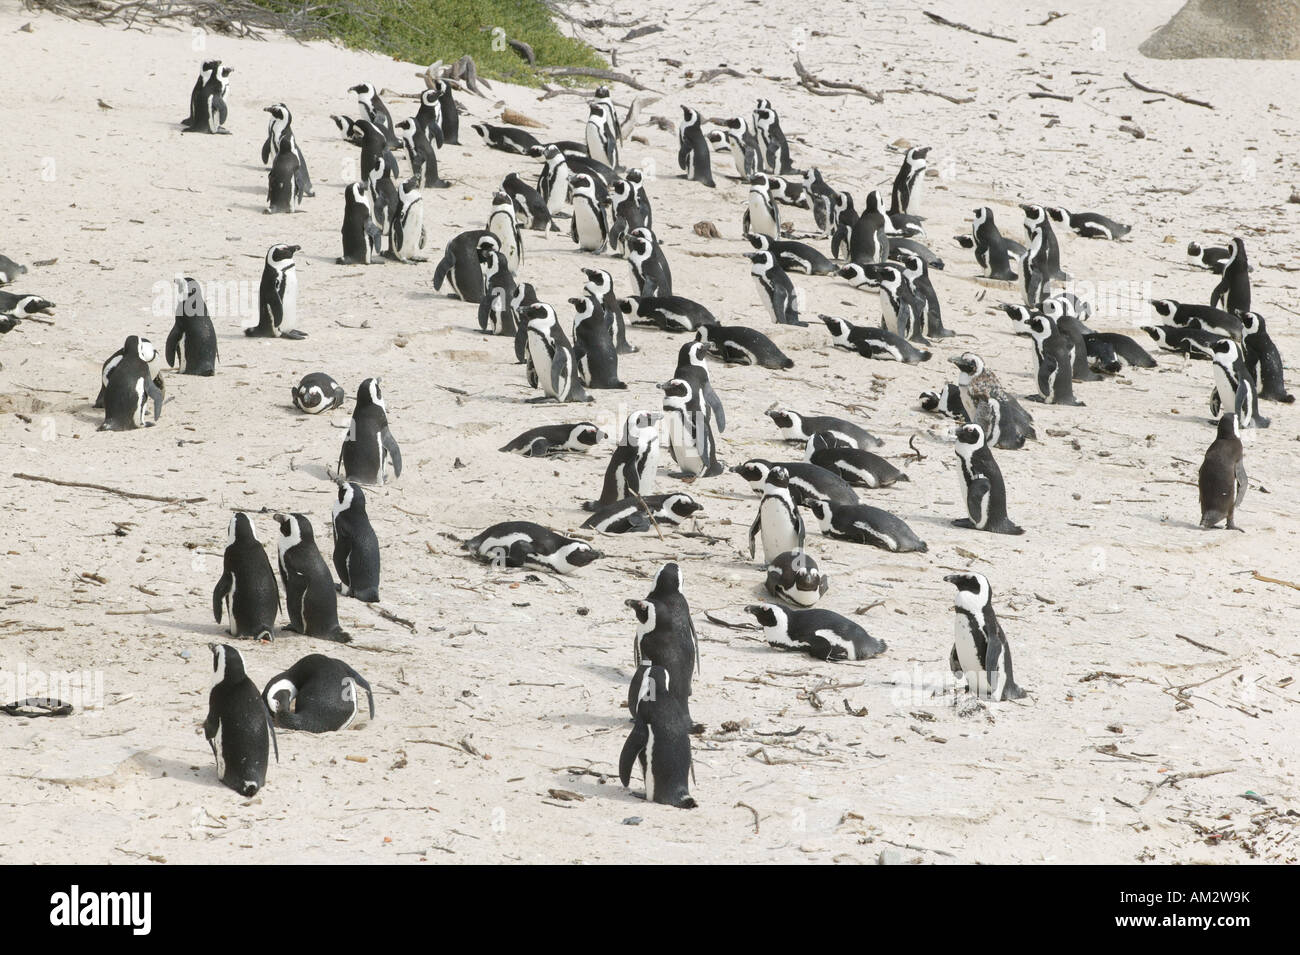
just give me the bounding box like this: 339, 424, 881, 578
793, 57, 883, 103
686, 67, 744, 88
923, 10, 1016, 43
12, 472, 204, 504
421, 56, 492, 97
888, 85, 975, 105
622, 25, 663, 42
1028, 91, 1073, 102
1122, 72, 1213, 110
502, 108, 545, 129
538, 66, 655, 91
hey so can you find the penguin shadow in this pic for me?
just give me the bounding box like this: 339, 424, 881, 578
229, 183, 271, 196
553, 711, 627, 730
293, 461, 338, 483
580, 662, 632, 686
131, 751, 224, 789
551, 771, 642, 805
150, 615, 230, 638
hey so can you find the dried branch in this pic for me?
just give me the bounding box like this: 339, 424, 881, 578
537, 66, 656, 91
12, 472, 204, 504
1122, 72, 1213, 110
794, 57, 883, 103
923, 10, 1016, 43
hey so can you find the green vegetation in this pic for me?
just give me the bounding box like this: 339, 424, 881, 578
250, 0, 606, 85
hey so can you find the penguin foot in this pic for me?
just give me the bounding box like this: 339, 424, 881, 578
951, 518, 975, 529
929, 328, 957, 338
282, 330, 308, 340
1024, 395, 1046, 403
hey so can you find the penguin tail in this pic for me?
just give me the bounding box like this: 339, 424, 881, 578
238, 781, 261, 797
326, 628, 353, 644
676, 796, 698, 810
581, 501, 599, 512
896, 473, 911, 482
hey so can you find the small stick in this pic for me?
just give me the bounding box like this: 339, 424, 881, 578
733, 801, 760, 833
1141, 767, 1233, 805
923, 10, 1016, 43
537, 66, 656, 91
1174, 633, 1228, 656
1251, 570, 1300, 591
12, 472, 204, 504
1122, 72, 1213, 110
368, 604, 416, 632
629, 489, 664, 541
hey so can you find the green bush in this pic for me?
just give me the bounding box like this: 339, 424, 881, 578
251, 0, 606, 86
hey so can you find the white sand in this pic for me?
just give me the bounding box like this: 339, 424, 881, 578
1, 0, 1298, 863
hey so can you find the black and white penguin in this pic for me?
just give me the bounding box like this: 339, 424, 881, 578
332, 481, 381, 603
889, 146, 930, 216
585, 101, 619, 169
678, 105, 716, 186
536, 145, 573, 216
746, 234, 836, 276
433, 229, 492, 302
743, 174, 781, 239
0, 292, 53, 318
183, 59, 220, 129
732, 459, 859, 508
166, 277, 219, 376
582, 266, 635, 354
1046, 206, 1130, 240
749, 466, 805, 565
395, 117, 448, 189
945, 572, 1026, 701
743, 603, 886, 661
463, 522, 602, 574
895, 248, 952, 338
627, 562, 698, 710
1210, 237, 1251, 315
389, 177, 427, 263
292, 372, 345, 414
805, 433, 909, 488
963, 207, 1019, 280
753, 99, 794, 174
1039, 297, 1102, 381
694, 323, 793, 369
569, 174, 609, 253
1083, 331, 1157, 373
570, 295, 625, 389
620, 665, 696, 808
99, 336, 164, 431
591, 410, 660, 507
204, 644, 277, 797
182, 63, 229, 134
1240, 312, 1294, 403
500, 422, 605, 457
764, 550, 828, 607
511, 283, 541, 361
266, 133, 303, 214
212, 513, 279, 642
1199, 413, 1247, 531
842, 262, 925, 343
1020, 204, 1065, 303
338, 181, 381, 265
626, 228, 673, 298
583, 493, 702, 534
478, 236, 517, 336
749, 251, 804, 326
1187, 241, 1235, 274
659, 377, 723, 477
263, 654, 374, 732
274, 514, 351, 642
503, 172, 556, 232
669, 339, 725, 432
818, 313, 930, 364
848, 189, 889, 265
350, 81, 399, 147
487, 190, 523, 274
607, 177, 647, 254
767, 174, 813, 215
523, 303, 592, 404
920, 383, 968, 421
262, 104, 313, 193
713, 116, 759, 179
1023, 313, 1084, 406
1140, 324, 1222, 360
248, 243, 303, 339
0, 254, 27, 286
472, 122, 541, 155
1210, 338, 1268, 429
364, 156, 400, 255
431, 79, 460, 144
766, 408, 881, 449
950, 352, 1037, 449
339, 377, 403, 485
804, 498, 928, 553
953, 423, 1023, 535
593, 86, 624, 145
1151, 299, 1244, 342
619, 295, 716, 332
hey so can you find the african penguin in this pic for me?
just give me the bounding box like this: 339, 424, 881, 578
274, 513, 351, 643
212, 513, 279, 642
263, 654, 375, 733
204, 643, 278, 796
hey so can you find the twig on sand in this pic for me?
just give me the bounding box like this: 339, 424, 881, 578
1028, 91, 1073, 102
703, 610, 759, 631
686, 67, 744, 88
12, 472, 204, 504
1122, 72, 1213, 110
794, 57, 883, 103
629, 489, 664, 541
923, 10, 1016, 43
734, 801, 760, 833
1251, 570, 1300, 591
538, 66, 656, 91
1174, 633, 1227, 656
1141, 767, 1233, 805
906, 434, 925, 462
368, 604, 416, 632
887, 85, 975, 105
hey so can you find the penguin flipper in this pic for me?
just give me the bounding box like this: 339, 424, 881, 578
748, 513, 760, 559
145, 375, 165, 422
704, 385, 726, 434
619, 721, 649, 788
212, 572, 231, 623
965, 477, 992, 528
165, 322, 182, 369
381, 427, 403, 478
1235, 460, 1249, 508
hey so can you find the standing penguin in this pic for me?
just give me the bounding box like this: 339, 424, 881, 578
583, 266, 636, 354
678, 106, 715, 187
536, 144, 573, 215
350, 81, 399, 147
895, 248, 952, 339
1199, 413, 1247, 531
166, 277, 219, 376
263, 654, 375, 732
182, 65, 229, 134
944, 573, 1027, 701
1210, 237, 1251, 316
502, 171, 556, 233
266, 134, 303, 214
953, 423, 1023, 535
261, 104, 313, 196
669, 339, 725, 432
1020, 204, 1064, 303
274, 513, 351, 642
620, 665, 696, 808
585, 101, 619, 169
204, 647, 275, 795
1240, 312, 1294, 403
967, 206, 1019, 280
1024, 313, 1084, 406
848, 190, 889, 265
248, 243, 303, 338
627, 228, 674, 298
332, 481, 381, 602
743, 175, 781, 239
487, 191, 524, 274
338, 182, 382, 265
524, 304, 591, 404
659, 378, 723, 477
749, 251, 804, 325
749, 466, 805, 565
889, 146, 930, 216
433, 229, 492, 302
591, 410, 660, 508
627, 562, 699, 710
752, 99, 794, 175
1210, 338, 1269, 429
570, 296, 624, 389
204, 644, 278, 797
212, 513, 279, 642
99, 336, 165, 432
389, 177, 427, 263
569, 174, 608, 253
395, 117, 448, 190
183, 60, 220, 130
431, 79, 460, 145
478, 236, 518, 336
339, 378, 403, 484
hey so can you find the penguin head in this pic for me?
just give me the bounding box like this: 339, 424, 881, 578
334, 480, 365, 518
1212, 338, 1239, 363
477, 233, 502, 254
491, 190, 513, 210
658, 378, 691, 404
944, 572, 989, 602
571, 423, 606, 448
693, 325, 713, 347
818, 314, 848, 339
765, 466, 792, 492
1046, 206, 1068, 224
1186, 241, 1203, 257
731, 460, 769, 489
594, 85, 611, 99
1040, 296, 1067, 321
919, 390, 941, 412
766, 408, 796, 430
1025, 314, 1052, 341
747, 251, 775, 273
267, 243, 299, 267
264, 103, 290, 122
746, 234, 770, 252
1242, 311, 1264, 336
627, 235, 649, 258
743, 602, 784, 630
805, 432, 840, 457
561, 542, 602, 569
568, 296, 595, 320
208, 643, 245, 686
419, 88, 441, 109
894, 249, 923, 277
129, 335, 156, 363
999, 303, 1032, 329
522, 302, 555, 329
679, 339, 708, 369
624, 410, 660, 442
973, 206, 990, 226
346, 181, 369, 205
1149, 299, 1176, 320
649, 561, 684, 600
625, 168, 644, 185
227, 512, 259, 547
750, 172, 770, 191
1139, 325, 1161, 343
835, 191, 855, 213
356, 377, 385, 410
955, 423, 987, 451
617, 296, 639, 315
950, 352, 982, 376
349, 81, 376, 99
264, 679, 296, 717
1217, 412, 1241, 440
568, 173, 597, 198
837, 264, 869, 287
1020, 203, 1046, 226
175, 277, 205, 317
273, 512, 311, 549
582, 267, 611, 292
680, 105, 698, 124
864, 189, 883, 213
663, 494, 702, 521
908, 145, 931, 163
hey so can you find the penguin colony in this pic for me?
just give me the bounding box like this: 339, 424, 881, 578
1, 52, 1289, 814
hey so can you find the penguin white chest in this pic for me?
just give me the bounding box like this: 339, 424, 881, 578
574, 201, 603, 251
279, 270, 298, 332
953, 612, 983, 678
759, 497, 798, 562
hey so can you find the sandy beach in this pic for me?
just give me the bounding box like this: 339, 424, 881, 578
1, 0, 1299, 863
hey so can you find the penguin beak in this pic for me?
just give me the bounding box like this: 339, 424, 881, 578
742, 604, 761, 616
942, 574, 959, 585
263, 106, 274, 114
624, 599, 642, 610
